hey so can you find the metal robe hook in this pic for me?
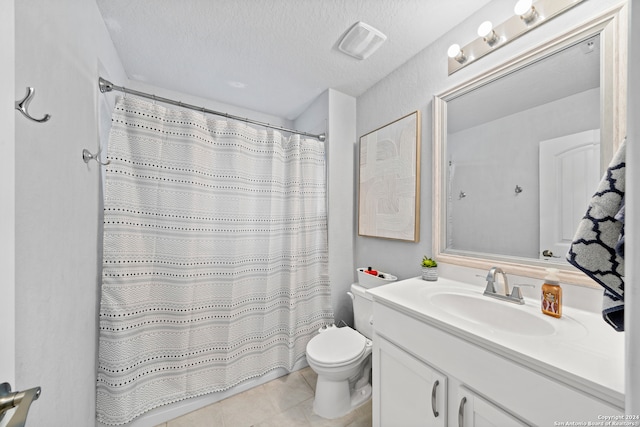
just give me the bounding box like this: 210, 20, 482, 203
82, 149, 110, 166
15, 87, 51, 123
514, 185, 523, 195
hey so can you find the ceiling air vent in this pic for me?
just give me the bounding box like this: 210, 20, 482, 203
338, 22, 387, 60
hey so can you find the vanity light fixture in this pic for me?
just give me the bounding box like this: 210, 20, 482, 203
447, 0, 584, 75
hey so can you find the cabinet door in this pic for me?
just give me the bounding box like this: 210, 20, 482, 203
457, 387, 528, 427
374, 337, 446, 427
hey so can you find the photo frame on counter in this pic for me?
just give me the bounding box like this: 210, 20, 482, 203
358, 111, 421, 242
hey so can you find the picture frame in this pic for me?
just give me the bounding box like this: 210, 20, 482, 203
358, 111, 421, 242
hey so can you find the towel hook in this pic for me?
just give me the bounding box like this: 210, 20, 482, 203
15, 87, 51, 123
82, 149, 110, 166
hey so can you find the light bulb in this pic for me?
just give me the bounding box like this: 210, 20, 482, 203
514, 0, 538, 24
477, 21, 493, 38
514, 0, 533, 16
447, 44, 466, 64
447, 44, 461, 58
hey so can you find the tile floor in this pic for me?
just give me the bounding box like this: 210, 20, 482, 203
154, 367, 372, 427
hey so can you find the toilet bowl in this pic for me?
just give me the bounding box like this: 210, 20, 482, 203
305, 283, 376, 419
306, 326, 372, 419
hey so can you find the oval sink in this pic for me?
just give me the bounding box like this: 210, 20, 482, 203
429, 292, 556, 336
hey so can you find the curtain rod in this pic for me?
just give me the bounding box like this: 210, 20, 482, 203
98, 77, 326, 142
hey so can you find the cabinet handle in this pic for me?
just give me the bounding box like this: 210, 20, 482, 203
458, 396, 467, 427
431, 380, 439, 417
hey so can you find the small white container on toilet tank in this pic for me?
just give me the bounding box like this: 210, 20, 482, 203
356, 268, 397, 289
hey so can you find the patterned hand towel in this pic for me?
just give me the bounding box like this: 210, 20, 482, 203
615, 197, 625, 258
566, 138, 625, 331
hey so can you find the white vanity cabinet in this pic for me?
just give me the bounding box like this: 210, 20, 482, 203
457, 387, 527, 427
370, 282, 624, 427
374, 335, 524, 427
374, 336, 447, 426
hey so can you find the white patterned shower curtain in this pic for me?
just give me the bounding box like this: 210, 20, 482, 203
97, 97, 333, 425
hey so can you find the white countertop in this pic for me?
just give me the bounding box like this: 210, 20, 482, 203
367, 276, 625, 407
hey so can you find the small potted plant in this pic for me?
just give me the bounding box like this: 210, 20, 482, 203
421, 256, 438, 281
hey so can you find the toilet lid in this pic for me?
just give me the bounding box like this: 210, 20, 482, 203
306, 327, 366, 365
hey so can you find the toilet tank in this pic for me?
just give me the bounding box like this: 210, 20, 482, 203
350, 284, 374, 339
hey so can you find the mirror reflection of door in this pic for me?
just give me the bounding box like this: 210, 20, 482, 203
539, 129, 600, 261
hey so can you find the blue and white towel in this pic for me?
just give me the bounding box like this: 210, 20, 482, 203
615, 197, 625, 258
567, 138, 625, 331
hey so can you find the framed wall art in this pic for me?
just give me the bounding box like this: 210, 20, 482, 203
358, 111, 421, 242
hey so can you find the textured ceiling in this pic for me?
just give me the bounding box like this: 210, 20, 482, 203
96, 0, 492, 120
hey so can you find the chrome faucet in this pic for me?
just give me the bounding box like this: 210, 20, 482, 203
483, 267, 525, 305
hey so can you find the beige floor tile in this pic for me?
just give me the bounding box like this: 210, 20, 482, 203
299, 366, 318, 391
154, 424, 167, 427
218, 384, 278, 427
299, 397, 361, 427
354, 399, 372, 418
158, 369, 371, 427
253, 404, 311, 427
166, 403, 224, 427
346, 400, 372, 427
263, 370, 315, 413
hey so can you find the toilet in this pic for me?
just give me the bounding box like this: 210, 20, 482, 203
305, 283, 374, 419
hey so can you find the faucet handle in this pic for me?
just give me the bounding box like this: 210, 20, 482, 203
509, 284, 535, 301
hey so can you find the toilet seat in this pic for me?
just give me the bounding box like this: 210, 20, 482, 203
306, 327, 367, 368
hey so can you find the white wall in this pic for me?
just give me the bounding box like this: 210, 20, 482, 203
0, 0, 15, 395
626, 0, 639, 413
14, 0, 126, 425
356, 0, 628, 281
326, 90, 357, 324
296, 89, 357, 325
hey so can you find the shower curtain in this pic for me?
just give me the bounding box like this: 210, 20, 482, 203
97, 96, 333, 425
